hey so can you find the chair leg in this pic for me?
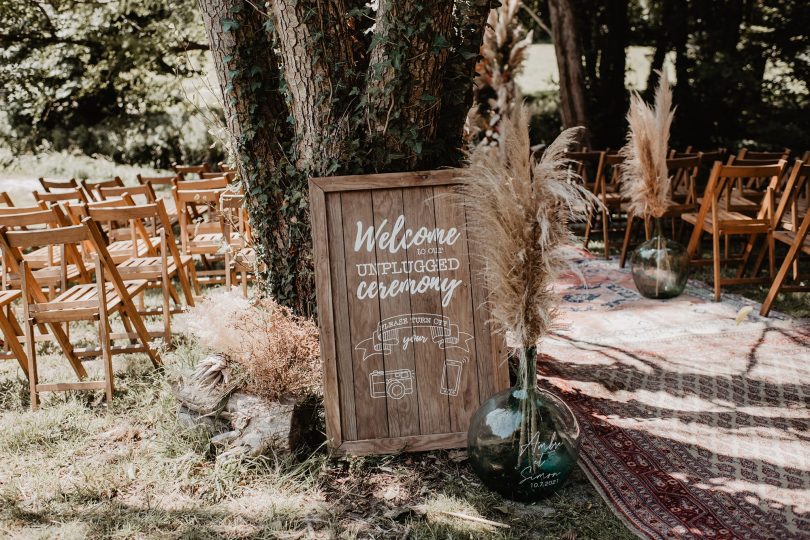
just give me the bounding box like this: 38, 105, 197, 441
620, 213, 635, 268
98, 311, 114, 404
686, 225, 702, 260
602, 209, 610, 259
712, 231, 722, 301
162, 281, 171, 345
0, 310, 29, 377
188, 261, 202, 295
768, 232, 775, 280
24, 318, 38, 410
584, 210, 593, 250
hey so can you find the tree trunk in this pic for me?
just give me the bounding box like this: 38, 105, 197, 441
200, 0, 493, 317
548, 0, 588, 130
594, 0, 628, 147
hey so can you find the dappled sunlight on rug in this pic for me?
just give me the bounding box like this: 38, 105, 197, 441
540, 252, 810, 540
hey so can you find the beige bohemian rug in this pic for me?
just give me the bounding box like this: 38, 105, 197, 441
540, 252, 810, 540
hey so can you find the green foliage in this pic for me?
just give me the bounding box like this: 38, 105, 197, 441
0, 0, 217, 167
671, 0, 810, 150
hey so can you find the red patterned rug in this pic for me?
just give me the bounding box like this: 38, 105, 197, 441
540, 252, 810, 540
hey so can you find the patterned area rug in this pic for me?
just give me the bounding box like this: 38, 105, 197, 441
540, 252, 810, 540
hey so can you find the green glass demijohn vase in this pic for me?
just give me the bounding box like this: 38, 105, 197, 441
630, 217, 689, 299
467, 346, 581, 502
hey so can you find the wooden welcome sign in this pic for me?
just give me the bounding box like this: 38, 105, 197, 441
309, 169, 509, 455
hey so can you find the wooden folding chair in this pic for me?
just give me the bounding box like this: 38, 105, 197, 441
34, 188, 88, 205
122, 180, 178, 225
619, 155, 700, 268
220, 193, 256, 296
723, 156, 787, 214
683, 161, 786, 300
80, 177, 125, 202
66, 198, 162, 264
584, 153, 625, 258
173, 179, 230, 288
0, 206, 92, 293
86, 199, 198, 342
38, 178, 79, 193
748, 161, 810, 315
0, 220, 162, 409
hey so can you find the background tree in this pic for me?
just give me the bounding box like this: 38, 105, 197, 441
0, 0, 212, 167
199, 0, 493, 316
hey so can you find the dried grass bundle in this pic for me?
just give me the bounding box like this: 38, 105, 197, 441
619, 70, 676, 218
466, 0, 533, 146
460, 105, 598, 348
177, 289, 321, 401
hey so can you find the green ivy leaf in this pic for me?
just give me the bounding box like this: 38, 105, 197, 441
222, 19, 239, 32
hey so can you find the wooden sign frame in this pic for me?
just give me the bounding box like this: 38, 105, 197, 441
309, 169, 509, 455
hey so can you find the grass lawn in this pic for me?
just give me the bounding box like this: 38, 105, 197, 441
0, 307, 633, 539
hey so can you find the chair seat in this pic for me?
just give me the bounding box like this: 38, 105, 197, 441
602, 192, 624, 207
107, 237, 161, 263
188, 232, 240, 254
116, 256, 186, 280
780, 206, 808, 231
24, 246, 63, 269
774, 230, 810, 255
0, 289, 21, 307
48, 280, 148, 316
682, 209, 770, 233
7, 264, 90, 287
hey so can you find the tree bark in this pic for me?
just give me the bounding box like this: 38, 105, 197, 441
199, 0, 493, 316
548, 0, 588, 130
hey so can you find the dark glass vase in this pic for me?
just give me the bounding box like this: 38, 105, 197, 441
630, 218, 689, 299
467, 346, 581, 502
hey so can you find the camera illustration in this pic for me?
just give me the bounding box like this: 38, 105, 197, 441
369, 369, 415, 400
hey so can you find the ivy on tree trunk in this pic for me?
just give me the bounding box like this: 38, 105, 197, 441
199, 0, 492, 317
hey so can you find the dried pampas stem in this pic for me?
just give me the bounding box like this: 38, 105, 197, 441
460, 105, 598, 349
619, 70, 676, 219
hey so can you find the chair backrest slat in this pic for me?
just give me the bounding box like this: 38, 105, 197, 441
38, 177, 78, 192
87, 203, 160, 222
99, 184, 157, 202
5, 224, 88, 248
0, 208, 59, 227
175, 177, 229, 190
34, 188, 88, 204
137, 174, 179, 186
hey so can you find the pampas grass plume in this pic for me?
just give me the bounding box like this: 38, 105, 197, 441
619, 70, 676, 218
460, 105, 598, 347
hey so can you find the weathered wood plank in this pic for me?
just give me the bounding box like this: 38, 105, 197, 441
337, 431, 467, 455
341, 190, 388, 440
308, 183, 343, 447
326, 192, 358, 441
311, 169, 462, 192
432, 185, 480, 432
370, 189, 420, 437
402, 187, 452, 435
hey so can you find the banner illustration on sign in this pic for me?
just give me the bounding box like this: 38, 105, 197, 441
355, 313, 473, 361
